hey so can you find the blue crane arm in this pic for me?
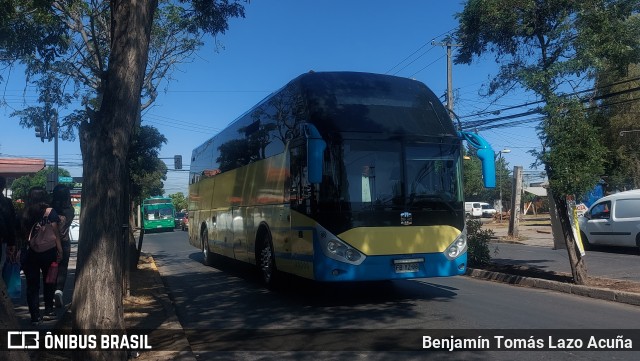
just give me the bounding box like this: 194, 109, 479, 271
458, 131, 496, 188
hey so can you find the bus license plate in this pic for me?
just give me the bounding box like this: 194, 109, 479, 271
394, 262, 419, 273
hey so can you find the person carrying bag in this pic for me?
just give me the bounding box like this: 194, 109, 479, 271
21, 187, 62, 325
51, 184, 74, 308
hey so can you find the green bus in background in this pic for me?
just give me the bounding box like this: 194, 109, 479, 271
142, 196, 175, 232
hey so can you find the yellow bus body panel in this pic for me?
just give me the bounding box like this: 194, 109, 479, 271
338, 226, 460, 255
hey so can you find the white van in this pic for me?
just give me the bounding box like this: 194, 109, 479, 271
479, 202, 497, 218
465, 202, 482, 219
578, 189, 640, 250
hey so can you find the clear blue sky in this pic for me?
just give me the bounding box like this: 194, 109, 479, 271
0, 0, 547, 195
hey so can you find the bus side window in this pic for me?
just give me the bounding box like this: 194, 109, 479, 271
290, 145, 306, 205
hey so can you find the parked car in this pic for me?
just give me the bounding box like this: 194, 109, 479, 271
578, 189, 640, 250
180, 213, 189, 231
174, 212, 186, 229
465, 202, 482, 218
479, 202, 497, 218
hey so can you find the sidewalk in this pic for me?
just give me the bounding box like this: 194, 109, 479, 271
8, 241, 196, 360
471, 216, 640, 306
481, 216, 556, 247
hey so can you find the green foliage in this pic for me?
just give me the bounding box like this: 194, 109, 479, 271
169, 192, 188, 212
0, 0, 69, 63
455, 0, 639, 198
454, 0, 639, 283
10, 166, 71, 201
463, 149, 484, 198
466, 219, 493, 267
592, 64, 640, 189
3, 0, 247, 140
531, 98, 607, 197
129, 125, 168, 204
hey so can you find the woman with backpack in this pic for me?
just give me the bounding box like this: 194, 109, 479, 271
51, 184, 75, 308
21, 187, 63, 325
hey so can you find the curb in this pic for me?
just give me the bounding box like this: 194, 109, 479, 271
466, 268, 640, 307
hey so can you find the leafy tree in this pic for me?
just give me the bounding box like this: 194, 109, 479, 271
169, 192, 188, 212
129, 125, 168, 204
10, 166, 72, 201
592, 64, 640, 189
463, 149, 485, 199
1, 2, 246, 358
454, 0, 640, 284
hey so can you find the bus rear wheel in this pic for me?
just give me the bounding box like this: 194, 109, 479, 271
258, 231, 278, 288
202, 229, 214, 266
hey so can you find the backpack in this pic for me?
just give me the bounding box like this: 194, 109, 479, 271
28, 208, 57, 252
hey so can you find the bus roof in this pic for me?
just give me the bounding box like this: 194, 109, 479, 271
190, 72, 458, 178
296, 71, 455, 136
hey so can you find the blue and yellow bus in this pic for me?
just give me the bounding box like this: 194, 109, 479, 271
142, 196, 175, 232
188, 71, 495, 286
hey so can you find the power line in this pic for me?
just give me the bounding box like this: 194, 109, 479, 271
385, 27, 457, 76
460, 82, 640, 131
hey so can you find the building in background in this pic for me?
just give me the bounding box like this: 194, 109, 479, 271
0, 157, 46, 197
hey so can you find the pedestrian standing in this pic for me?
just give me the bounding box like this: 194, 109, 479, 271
0, 176, 18, 266
21, 187, 62, 325
51, 184, 74, 308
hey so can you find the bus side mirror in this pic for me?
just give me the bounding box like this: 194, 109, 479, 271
477, 147, 496, 188
304, 124, 326, 184
460, 131, 496, 188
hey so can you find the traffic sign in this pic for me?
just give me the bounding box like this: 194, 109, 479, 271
58, 176, 73, 183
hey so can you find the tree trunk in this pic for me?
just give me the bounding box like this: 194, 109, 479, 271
128, 200, 141, 270
72, 1, 157, 360
552, 194, 588, 285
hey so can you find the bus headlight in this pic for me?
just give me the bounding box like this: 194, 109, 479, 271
317, 225, 365, 265
327, 240, 340, 253
345, 248, 361, 262
445, 228, 467, 260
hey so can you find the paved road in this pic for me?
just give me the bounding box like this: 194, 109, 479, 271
482, 216, 639, 282
142, 231, 640, 360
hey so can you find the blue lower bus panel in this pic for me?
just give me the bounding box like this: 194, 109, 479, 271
313, 252, 467, 282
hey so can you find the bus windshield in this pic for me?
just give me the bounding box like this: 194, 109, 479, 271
324, 139, 461, 211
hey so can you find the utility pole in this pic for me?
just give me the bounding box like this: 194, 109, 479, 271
432, 39, 461, 113
508, 166, 523, 238
52, 113, 59, 189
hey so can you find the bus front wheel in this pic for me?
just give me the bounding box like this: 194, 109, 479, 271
258, 231, 278, 288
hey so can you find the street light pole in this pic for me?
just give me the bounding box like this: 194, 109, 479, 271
497, 149, 511, 221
